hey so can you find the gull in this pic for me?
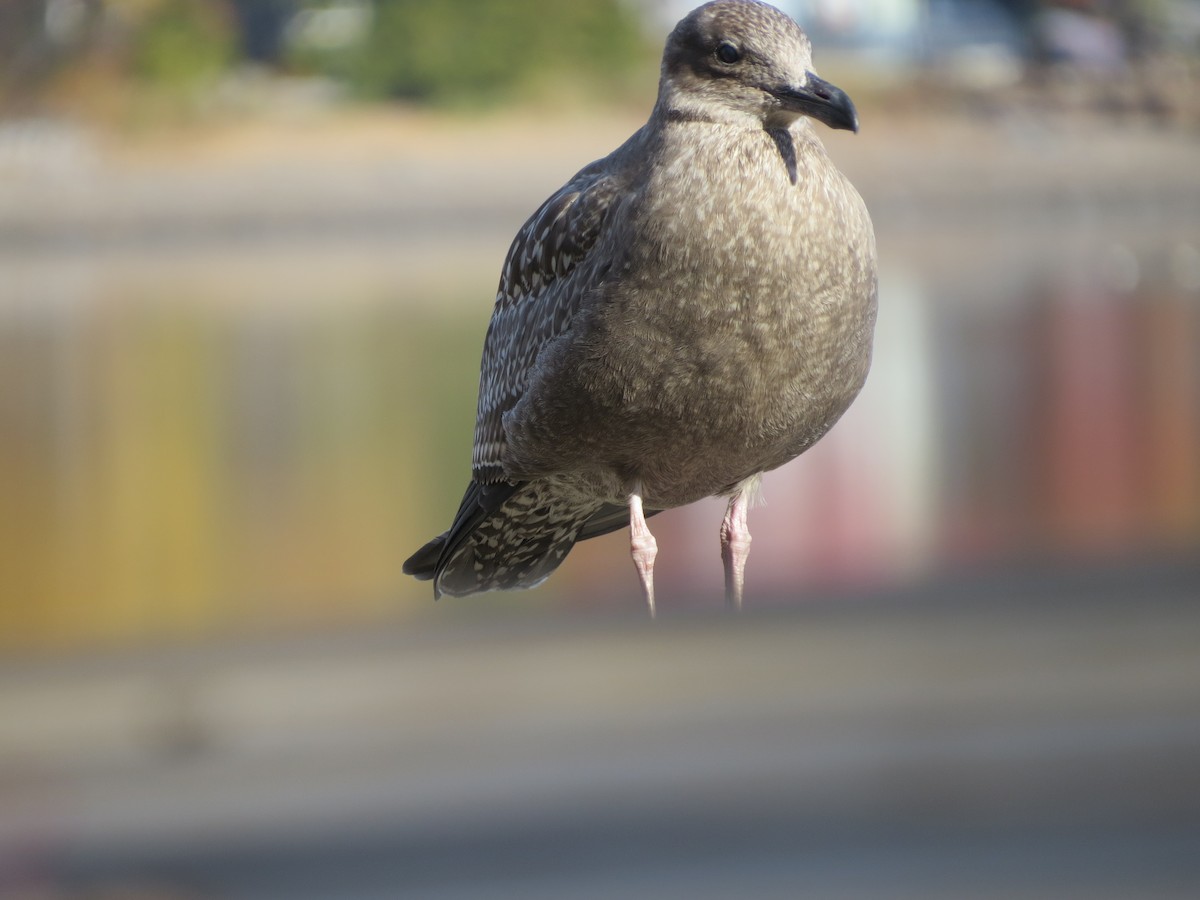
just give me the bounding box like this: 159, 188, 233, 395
404, 0, 877, 615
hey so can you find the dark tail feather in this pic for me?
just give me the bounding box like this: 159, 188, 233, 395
404, 480, 600, 599
403, 480, 518, 584
401, 535, 444, 581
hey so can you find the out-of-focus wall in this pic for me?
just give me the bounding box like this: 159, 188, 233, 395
2, 0, 1199, 649
3, 105, 1198, 648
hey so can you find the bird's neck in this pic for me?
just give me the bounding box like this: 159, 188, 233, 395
652, 90, 821, 149
653, 84, 760, 129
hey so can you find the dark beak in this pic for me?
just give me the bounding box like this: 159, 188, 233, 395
771, 72, 859, 133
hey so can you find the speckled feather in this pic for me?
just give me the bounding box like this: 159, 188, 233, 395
404, 0, 878, 599
472, 165, 622, 483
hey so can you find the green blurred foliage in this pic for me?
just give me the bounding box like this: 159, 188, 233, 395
10, 0, 1200, 119
301, 0, 652, 106
129, 0, 236, 91
6, 0, 654, 118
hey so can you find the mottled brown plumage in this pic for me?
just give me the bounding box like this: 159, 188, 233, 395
404, 0, 877, 612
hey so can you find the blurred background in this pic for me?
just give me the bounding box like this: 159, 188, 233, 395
1, 0, 1198, 897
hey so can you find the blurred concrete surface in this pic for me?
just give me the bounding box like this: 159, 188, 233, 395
3, 112, 1199, 305
1, 562, 1198, 899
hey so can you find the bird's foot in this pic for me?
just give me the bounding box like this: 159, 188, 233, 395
721, 490, 752, 610
629, 489, 658, 618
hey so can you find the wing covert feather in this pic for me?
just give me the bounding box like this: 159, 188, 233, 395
472, 163, 624, 482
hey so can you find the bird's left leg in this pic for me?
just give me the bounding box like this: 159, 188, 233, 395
721, 487, 753, 610
629, 487, 658, 618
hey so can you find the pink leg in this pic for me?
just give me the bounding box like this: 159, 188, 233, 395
721, 490, 752, 610
629, 489, 658, 618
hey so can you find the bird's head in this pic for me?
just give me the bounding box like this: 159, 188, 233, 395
658, 0, 858, 133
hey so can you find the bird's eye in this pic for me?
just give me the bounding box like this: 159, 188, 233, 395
716, 42, 741, 64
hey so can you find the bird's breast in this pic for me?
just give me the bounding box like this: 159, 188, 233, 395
614, 133, 875, 486
504, 126, 877, 506
618, 127, 876, 393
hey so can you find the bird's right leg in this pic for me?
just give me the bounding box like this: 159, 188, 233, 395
628, 487, 658, 618
721, 488, 752, 611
